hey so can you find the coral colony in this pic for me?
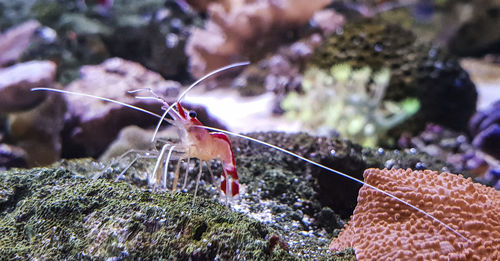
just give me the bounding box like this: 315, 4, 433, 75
282, 64, 419, 147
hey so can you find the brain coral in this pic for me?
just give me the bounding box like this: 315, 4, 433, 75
330, 168, 500, 261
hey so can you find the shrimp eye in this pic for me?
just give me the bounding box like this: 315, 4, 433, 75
188, 110, 197, 118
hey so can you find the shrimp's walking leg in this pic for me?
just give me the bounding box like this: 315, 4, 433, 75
115, 155, 143, 182
182, 157, 191, 191
114, 153, 158, 182
162, 145, 177, 189
192, 160, 203, 205
204, 161, 216, 189
172, 156, 185, 193
222, 168, 230, 207
95, 149, 154, 181
151, 144, 171, 187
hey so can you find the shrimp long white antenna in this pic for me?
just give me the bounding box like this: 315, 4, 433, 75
195, 125, 470, 242
31, 88, 165, 120
148, 61, 250, 142
178, 61, 250, 103
149, 61, 249, 142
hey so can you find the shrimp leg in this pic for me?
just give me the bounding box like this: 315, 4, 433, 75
162, 145, 177, 189
182, 157, 191, 191
151, 143, 171, 187
114, 153, 156, 182
192, 160, 203, 205
172, 156, 185, 193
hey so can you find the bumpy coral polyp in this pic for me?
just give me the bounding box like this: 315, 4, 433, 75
330, 168, 500, 261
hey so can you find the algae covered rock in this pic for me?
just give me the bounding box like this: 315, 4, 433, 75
446, 0, 500, 57
309, 19, 477, 134
0, 159, 294, 260
230, 132, 458, 218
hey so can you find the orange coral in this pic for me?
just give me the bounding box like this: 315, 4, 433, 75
330, 168, 500, 261
186, 0, 330, 78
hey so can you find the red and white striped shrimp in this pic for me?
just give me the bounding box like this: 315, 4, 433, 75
32, 62, 469, 243
150, 99, 240, 198
33, 62, 247, 200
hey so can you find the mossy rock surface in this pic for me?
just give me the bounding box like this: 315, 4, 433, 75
230, 132, 457, 218
0, 160, 294, 260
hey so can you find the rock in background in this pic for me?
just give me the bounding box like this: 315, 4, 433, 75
0, 58, 60, 168
1, 0, 201, 84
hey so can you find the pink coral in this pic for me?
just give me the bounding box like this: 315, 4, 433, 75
186, 0, 330, 78
330, 168, 500, 261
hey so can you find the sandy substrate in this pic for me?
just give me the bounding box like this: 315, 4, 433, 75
461, 58, 500, 110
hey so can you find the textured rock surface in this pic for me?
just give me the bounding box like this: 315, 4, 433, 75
230, 132, 459, 218
0, 60, 56, 112
330, 168, 500, 260
0, 160, 294, 260
8, 93, 66, 167
399, 124, 476, 175
62, 57, 180, 158
0, 130, 463, 259
0, 20, 40, 67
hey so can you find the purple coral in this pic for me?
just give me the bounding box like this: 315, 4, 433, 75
470, 100, 500, 162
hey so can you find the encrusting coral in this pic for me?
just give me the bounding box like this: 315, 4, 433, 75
186, 0, 330, 78
330, 168, 500, 261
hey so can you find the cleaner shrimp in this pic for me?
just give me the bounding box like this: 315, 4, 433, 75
33, 62, 247, 202
31, 63, 469, 243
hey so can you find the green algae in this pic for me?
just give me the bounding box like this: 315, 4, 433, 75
0, 161, 295, 260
